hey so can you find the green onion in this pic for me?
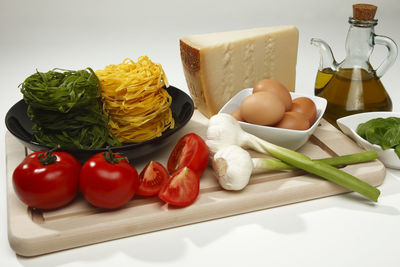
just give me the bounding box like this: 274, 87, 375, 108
257, 139, 380, 202
252, 151, 378, 171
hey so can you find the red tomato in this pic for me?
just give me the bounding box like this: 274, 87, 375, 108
158, 167, 200, 207
12, 150, 80, 210
137, 161, 169, 196
167, 133, 209, 177
80, 151, 139, 209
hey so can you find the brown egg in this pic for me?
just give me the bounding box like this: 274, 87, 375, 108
276, 112, 310, 130
231, 108, 244, 121
253, 79, 292, 111
240, 92, 285, 125
290, 97, 317, 125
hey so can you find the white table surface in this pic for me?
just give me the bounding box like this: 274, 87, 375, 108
1, 0, 400, 266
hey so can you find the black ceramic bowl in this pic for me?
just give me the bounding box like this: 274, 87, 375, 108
5, 85, 194, 163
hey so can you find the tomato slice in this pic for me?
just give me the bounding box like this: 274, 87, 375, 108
158, 167, 200, 207
137, 161, 169, 196
167, 133, 209, 177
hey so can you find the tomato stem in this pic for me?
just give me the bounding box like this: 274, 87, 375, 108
38, 146, 59, 165
103, 146, 128, 164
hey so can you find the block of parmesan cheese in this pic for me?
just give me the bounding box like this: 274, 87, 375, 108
180, 26, 299, 118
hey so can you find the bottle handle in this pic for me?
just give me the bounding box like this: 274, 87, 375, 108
374, 34, 398, 78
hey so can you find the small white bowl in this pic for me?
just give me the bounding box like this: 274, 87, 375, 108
337, 112, 400, 169
218, 88, 327, 150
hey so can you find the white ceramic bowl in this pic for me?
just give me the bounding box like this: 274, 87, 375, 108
218, 88, 327, 150
337, 111, 400, 169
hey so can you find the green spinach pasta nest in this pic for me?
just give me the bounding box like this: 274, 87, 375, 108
20, 68, 120, 149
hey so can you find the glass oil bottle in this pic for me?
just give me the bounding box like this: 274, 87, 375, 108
311, 4, 397, 128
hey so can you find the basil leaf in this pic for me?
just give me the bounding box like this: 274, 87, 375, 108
381, 124, 400, 150
356, 117, 400, 159
357, 118, 389, 138
364, 126, 386, 146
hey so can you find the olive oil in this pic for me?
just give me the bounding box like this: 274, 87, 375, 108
314, 68, 334, 95
317, 68, 392, 128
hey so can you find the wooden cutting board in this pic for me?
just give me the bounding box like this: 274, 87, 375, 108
6, 110, 386, 257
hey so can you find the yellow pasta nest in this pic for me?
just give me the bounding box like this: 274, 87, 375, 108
95, 56, 175, 143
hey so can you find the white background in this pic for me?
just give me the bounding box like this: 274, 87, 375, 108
1, 0, 400, 266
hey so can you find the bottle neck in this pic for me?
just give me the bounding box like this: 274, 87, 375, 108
342, 17, 377, 70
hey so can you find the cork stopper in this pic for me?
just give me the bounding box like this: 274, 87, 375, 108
353, 4, 377, 20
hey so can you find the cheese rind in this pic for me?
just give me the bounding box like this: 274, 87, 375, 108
180, 26, 299, 118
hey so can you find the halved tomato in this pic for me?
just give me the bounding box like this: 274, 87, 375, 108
167, 133, 209, 177
158, 167, 200, 207
137, 161, 169, 196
